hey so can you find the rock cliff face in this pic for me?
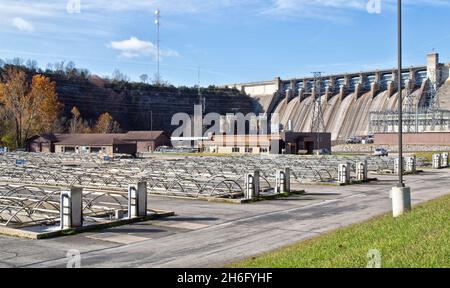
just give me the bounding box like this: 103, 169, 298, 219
45, 74, 260, 133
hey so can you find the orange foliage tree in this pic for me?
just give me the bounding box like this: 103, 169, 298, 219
0, 67, 62, 148
94, 112, 121, 134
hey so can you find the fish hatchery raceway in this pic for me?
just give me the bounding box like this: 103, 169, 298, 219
1, 156, 450, 268
1, 53, 450, 268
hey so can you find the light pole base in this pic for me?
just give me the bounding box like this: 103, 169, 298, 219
391, 186, 412, 217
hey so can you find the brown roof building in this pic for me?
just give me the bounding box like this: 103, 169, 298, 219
26, 131, 170, 155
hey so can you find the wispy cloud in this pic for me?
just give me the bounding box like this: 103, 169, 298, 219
107, 37, 180, 59
12, 17, 34, 32
261, 0, 367, 21
261, 0, 450, 21
1, 0, 448, 26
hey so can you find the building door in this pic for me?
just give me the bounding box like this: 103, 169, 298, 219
305, 141, 314, 154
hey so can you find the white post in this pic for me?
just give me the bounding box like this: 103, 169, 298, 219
394, 158, 400, 174
356, 160, 368, 181
245, 170, 260, 199
440, 152, 449, 168
432, 154, 442, 169
60, 187, 83, 230
392, 186, 412, 217
128, 182, 147, 218
405, 156, 416, 173
338, 163, 350, 184
275, 168, 291, 194
284, 168, 291, 193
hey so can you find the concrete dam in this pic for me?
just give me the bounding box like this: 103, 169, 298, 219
228, 53, 450, 142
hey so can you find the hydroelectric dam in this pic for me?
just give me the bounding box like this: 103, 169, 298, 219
226, 53, 450, 142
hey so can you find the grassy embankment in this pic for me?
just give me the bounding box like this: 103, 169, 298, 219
231, 194, 450, 268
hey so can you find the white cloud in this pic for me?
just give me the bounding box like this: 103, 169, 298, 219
108, 37, 179, 59
12, 17, 35, 32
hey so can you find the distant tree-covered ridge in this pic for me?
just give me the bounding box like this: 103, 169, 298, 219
0, 59, 259, 148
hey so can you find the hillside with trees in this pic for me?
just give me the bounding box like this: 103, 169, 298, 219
0, 59, 259, 148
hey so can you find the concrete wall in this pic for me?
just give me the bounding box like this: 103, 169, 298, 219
375, 132, 450, 145
441, 64, 450, 83
239, 83, 278, 97
226, 79, 280, 113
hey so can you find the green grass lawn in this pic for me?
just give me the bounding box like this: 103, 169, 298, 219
231, 194, 450, 268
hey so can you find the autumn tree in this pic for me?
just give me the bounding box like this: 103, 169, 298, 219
0, 68, 62, 148
68, 106, 90, 133
0, 68, 29, 147
31, 75, 64, 133
94, 112, 121, 133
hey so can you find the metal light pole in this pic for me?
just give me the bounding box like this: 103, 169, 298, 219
397, 0, 404, 187
155, 9, 161, 85
392, 0, 412, 217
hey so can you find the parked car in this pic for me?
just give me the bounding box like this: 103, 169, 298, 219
373, 148, 388, 157
346, 136, 362, 144
362, 137, 374, 144
346, 137, 357, 144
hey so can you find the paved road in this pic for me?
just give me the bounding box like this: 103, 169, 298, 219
1, 169, 449, 268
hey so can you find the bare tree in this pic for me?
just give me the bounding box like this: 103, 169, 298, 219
25, 60, 38, 71
112, 69, 129, 82
140, 74, 149, 84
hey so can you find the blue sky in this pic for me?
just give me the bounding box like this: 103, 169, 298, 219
0, 0, 449, 86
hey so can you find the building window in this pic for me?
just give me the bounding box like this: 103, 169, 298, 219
232, 147, 240, 153
65, 147, 76, 153
245, 147, 253, 153
260, 148, 268, 153
91, 147, 102, 153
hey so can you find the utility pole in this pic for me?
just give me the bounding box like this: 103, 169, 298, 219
198, 67, 204, 113
155, 10, 161, 85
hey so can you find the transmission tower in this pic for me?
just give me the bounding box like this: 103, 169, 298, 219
403, 86, 417, 133
425, 67, 441, 130
310, 72, 326, 151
